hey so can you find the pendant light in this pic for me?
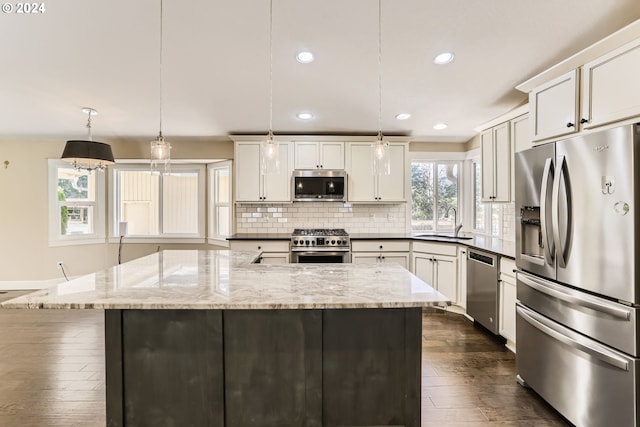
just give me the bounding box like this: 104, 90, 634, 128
150, 0, 171, 174
261, 0, 280, 174
373, 0, 390, 176
61, 107, 115, 172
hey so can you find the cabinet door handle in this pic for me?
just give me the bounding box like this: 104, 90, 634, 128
566, 122, 575, 128
580, 118, 588, 124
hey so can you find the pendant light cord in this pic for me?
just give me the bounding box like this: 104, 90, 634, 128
158, 0, 164, 138
268, 0, 274, 138
377, 0, 382, 141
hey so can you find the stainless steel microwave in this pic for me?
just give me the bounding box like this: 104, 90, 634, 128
292, 170, 347, 202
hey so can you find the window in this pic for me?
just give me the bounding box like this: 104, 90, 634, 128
411, 161, 460, 232
472, 158, 502, 237
208, 161, 233, 244
111, 164, 205, 240
48, 159, 106, 246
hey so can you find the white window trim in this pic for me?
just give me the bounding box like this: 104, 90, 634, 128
409, 155, 463, 233
109, 164, 206, 243
208, 160, 233, 247
468, 153, 502, 238
48, 159, 106, 247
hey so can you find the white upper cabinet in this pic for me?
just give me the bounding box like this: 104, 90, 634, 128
510, 114, 530, 201
346, 142, 407, 202
294, 141, 344, 170
529, 69, 579, 142
581, 38, 640, 129
481, 122, 511, 202
234, 141, 293, 203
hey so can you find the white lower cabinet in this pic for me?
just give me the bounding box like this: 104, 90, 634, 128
228, 240, 290, 264
499, 257, 517, 352
351, 240, 410, 269
412, 242, 458, 305
457, 246, 468, 310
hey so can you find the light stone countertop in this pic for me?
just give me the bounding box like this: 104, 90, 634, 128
1, 250, 450, 310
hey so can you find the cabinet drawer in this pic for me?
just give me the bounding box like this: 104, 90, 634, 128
229, 240, 290, 253
412, 241, 457, 256
351, 240, 410, 252
500, 257, 517, 280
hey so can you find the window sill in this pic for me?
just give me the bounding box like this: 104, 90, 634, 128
49, 237, 106, 247
108, 237, 206, 244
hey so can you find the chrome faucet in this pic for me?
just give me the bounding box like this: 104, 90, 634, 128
445, 206, 463, 237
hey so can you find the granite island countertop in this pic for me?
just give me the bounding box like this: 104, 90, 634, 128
1, 250, 450, 310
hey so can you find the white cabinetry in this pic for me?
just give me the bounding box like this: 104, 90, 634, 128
581, 38, 640, 129
351, 240, 410, 269
528, 37, 640, 143
457, 246, 468, 309
346, 142, 407, 202
412, 242, 458, 304
294, 141, 344, 170
510, 114, 530, 201
229, 240, 290, 264
234, 141, 293, 202
481, 122, 511, 202
499, 257, 517, 352
529, 69, 579, 142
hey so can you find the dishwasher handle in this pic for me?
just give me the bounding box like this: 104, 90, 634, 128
468, 250, 495, 266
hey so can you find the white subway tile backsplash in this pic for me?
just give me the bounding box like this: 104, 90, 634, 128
235, 202, 408, 234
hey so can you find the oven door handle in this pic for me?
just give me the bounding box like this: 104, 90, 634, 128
517, 304, 629, 371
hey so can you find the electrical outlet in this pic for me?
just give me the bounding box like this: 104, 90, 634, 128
56, 261, 64, 269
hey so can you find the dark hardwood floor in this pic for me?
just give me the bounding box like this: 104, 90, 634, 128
0, 292, 570, 426
421, 308, 571, 426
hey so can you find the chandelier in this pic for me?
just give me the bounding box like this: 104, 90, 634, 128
61, 107, 115, 172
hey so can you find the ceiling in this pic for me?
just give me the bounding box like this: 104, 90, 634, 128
2, 0, 640, 145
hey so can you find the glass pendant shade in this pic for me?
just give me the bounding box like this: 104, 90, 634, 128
261, 134, 280, 174
62, 140, 115, 172
373, 138, 390, 175
150, 134, 171, 173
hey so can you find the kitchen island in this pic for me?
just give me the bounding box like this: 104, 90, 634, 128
1, 250, 449, 427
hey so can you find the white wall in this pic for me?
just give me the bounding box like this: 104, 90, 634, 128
0, 137, 231, 284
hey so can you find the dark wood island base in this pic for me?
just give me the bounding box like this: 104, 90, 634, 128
105, 307, 421, 427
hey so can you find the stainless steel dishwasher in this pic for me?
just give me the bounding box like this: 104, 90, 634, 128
467, 249, 499, 333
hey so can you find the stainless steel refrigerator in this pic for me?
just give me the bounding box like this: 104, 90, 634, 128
514, 123, 640, 427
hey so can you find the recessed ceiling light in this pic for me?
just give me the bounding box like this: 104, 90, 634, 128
433, 52, 455, 65
296, 112, 314, 120
433, 123, 448, 130
395, 113, 411, 120
296, 51, 315, 63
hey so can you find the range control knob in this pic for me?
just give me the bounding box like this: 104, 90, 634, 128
293, 239, 298, 245
331, 240, 336, 244
311, 240, 315, 246
305, 240, 309, 245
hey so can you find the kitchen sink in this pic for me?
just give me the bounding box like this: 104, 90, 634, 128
414, 233, 473, 240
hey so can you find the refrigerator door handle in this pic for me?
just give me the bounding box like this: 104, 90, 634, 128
551, 155, 569, 268
518, 272, 632, 320
517, 304, 630, 371
540, 158, 555, 265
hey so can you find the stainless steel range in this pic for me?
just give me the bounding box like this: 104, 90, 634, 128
290, 228, 350, 263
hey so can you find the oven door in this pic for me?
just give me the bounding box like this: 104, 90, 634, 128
291, 251, 349, 263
